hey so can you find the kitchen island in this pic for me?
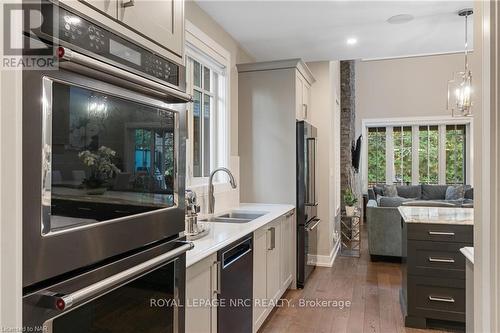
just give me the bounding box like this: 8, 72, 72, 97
398, 206, 473, 330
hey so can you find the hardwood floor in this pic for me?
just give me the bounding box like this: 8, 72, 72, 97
258, 226, 458, 333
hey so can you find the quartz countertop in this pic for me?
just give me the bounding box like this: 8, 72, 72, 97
186, 203, 294, 267
398, 206, 474, 225
460, 247, 474, 264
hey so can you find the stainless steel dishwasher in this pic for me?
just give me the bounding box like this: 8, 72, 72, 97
217, 235, 253, 333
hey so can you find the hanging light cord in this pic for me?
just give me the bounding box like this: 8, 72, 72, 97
464, 13, 469, 73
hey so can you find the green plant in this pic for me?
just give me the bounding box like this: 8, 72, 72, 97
78, 146, 120, 188
343, 188, 358, 206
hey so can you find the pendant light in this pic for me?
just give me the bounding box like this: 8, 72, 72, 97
447, 8, 473, 117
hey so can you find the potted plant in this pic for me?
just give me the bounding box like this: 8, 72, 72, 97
343, 188, 358, 216
78, 146, 120, 195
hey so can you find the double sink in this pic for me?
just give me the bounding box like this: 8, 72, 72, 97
200, 210, 267, 224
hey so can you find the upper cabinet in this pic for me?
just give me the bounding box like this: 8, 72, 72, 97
117, 0, 184, 57
296, 73, 312, 121
61, 0, 184, 63
79, 0, 117, 17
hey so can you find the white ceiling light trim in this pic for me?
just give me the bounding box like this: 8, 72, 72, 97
346, 38, 358, 45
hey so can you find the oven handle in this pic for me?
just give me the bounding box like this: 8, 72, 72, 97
45, 241, 193, 311
59, 47, 192, 102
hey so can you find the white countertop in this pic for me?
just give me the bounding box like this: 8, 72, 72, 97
398, 206, 474, 225
186, 203, 294, 267
460, 247, 474, 264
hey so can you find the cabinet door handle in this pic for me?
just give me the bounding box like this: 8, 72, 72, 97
213, 261, 221, 295
303, 104, 308, 119
122, 0, 135, 7
267, 227, 276, 250
429, 295, 455, 303
428, 231, 455, 236
428, 257, 455, 263
285, 211, 294, 218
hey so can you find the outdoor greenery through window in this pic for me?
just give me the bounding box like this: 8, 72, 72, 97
367, 127, 386, 185
393, 126, 412, 184
446, 125, 466, 184
366, 123, 469, 186
189, 57, 218, 178
419, 125, 439, 184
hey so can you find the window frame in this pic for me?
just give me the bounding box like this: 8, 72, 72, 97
361, 116, 473, 192
184, 21, 231, 189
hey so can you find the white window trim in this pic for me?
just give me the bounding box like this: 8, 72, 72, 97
185, 20, 231, 190
361, 116, 473, 193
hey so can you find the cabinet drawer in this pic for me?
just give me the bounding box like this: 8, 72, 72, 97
408, 241, 466, 279
407, 276, 465, 323
407, 223, 473, 243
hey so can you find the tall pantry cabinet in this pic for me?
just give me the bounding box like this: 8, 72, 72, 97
237, 59, 315, 205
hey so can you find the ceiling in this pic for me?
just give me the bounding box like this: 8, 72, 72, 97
195, 0, 474, 61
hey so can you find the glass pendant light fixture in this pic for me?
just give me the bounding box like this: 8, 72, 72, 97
448, 8, 473, 117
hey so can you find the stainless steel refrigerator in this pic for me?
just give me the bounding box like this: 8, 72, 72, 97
296, 121, 320, 288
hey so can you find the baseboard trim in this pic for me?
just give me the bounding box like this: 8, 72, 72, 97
308, 240, 340, 267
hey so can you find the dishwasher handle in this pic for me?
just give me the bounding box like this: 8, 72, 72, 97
221, 236, 253, 269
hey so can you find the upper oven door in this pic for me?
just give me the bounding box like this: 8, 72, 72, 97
23, 63, 188, 287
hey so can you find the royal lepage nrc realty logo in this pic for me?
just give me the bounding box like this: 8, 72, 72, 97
3, 2, 58, 70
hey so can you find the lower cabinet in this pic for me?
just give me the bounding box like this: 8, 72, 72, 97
186, 253, 218, 333
253, 209, 295, 332
186, 209, 296, 333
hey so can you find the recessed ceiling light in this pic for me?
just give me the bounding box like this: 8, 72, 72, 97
346, 38, 357, 45
387, 14, 415, 24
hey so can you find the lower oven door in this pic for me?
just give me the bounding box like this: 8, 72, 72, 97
23, 239, 191, 333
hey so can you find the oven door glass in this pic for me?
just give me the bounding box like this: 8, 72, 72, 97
43, 79, 178, 234
49, 260, 179, 333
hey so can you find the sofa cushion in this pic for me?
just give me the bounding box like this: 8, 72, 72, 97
396, 185, 422, 199
421, 185, 449, 200
402, 200, 457, 207
379, 196, 411, 207
383, 184, 398, 197
445, 185, 466, 200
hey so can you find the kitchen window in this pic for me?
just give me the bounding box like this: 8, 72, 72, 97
185, 47, 228, 185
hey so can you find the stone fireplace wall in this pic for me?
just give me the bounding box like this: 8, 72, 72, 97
340, 60, 362, 208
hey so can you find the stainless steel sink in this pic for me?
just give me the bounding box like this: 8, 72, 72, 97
217, 211, 267, 220
201, 210, 268, 223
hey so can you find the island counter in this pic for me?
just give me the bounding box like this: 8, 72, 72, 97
398, 206, 473, 330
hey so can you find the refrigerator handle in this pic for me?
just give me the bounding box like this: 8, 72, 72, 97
305, 138, 317, 206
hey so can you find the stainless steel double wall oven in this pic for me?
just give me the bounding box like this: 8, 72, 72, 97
22, 2, 191, 332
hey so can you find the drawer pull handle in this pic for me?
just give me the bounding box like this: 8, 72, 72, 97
428, 231, 455, 236
429, 257, 455, 263
429, 295, 455, 303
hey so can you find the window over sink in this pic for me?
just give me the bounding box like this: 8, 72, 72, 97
185, 28, 230, 187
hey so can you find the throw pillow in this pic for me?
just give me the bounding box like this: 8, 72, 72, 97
383, 184, 398, 197
445, 185, 465, 200
396, 185, 422, 199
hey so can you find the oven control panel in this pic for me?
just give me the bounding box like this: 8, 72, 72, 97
51, 6, 179, 87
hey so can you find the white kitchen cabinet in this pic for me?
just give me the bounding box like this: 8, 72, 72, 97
266, 218, 282, 302
253, 227, 268, 330
252, 210, 294, 333
280, 210, 294, 291
61, 0, 184, 63
238, 59, 315, 205
296, 73, 312, 121
79, 0, 117, 17
186, 253, 217, 333
117, 0, 184, 57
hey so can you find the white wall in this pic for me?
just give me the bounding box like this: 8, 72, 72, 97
355, 53, 468, 135
307, 61, 341, 263
185, 1, 255, 213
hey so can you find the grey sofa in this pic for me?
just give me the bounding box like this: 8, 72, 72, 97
366, 184, 473, 259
